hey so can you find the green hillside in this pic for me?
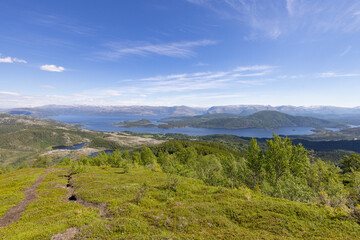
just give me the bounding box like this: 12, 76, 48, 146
0, 166, 359, 239
0, 114, 102, 167
158, 111, 344, 129
0, 114, 169, 170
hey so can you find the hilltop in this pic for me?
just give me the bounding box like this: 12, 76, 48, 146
158, 111, 344, 129
0, 166, 360, 239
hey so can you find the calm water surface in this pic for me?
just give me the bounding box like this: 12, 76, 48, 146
49, 115, 315, 138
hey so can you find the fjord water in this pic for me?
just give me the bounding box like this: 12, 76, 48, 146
48, 115, 315, 138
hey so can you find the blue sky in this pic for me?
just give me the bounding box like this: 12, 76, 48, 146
1, 0, 360, 108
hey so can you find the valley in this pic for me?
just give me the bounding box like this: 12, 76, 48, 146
1, 112, 360, 239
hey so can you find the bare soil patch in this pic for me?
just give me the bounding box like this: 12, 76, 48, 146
50, 227, 79, 240
105, 132, 165, 147
41, 147, 103, 160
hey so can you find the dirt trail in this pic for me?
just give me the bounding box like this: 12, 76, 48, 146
0, 167, 54, 228
65, 172, 111, 219
49, 171, 111, 240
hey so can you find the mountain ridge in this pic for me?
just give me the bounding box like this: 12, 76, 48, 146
158, 110, 345, 129
4, 104, 360, 120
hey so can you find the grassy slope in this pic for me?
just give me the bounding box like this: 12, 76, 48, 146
0, 168, 44, 218
1, 167, 360, 239
73, 167, 360, 239
0, 168, 99, 240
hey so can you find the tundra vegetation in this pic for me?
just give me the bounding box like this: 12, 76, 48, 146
1, 134, 360, 239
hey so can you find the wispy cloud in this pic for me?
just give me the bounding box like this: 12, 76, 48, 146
286, 1, 360, 33
0, 91, 20, 96
40, 65, 65, 72
188, 0, 360, 39
0, 64, 277, 108
31, 13, 94, 35
340, 45, 352, 56
98, 40, 217, 59
130, 64, 276, 94
319, 72, 360, 78
234, 65, 275, 72
0, 54, 27, 63
286, 0, 298, 17
188, 0, 284, 39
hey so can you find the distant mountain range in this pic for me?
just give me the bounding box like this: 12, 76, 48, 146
206, 105, 360, 119
4, 105, 206, 117
3, 104, 360, 122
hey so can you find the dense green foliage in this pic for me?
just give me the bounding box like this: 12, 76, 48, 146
87, 137, 122, 150
293, 139, 360, 153
71, 167, 360, 239
59, 134, 360, 224
341, 154, 360, 173
129, 131, 360, 164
